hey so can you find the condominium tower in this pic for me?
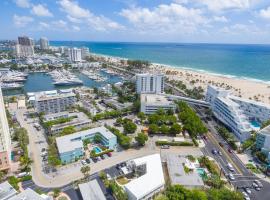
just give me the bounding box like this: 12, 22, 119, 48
0, 88, 11, 171
206, 85, 270, 141
136, 73, 165, 94
40, 37, 49, 50
14, 36, 35, 57
68, 48, 82, 62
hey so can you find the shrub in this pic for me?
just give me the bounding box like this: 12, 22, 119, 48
155, 141, 193, 146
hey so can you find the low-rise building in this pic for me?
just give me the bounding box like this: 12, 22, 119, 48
28, 89, 76, 114
79, 179, 106, 200
124, 154, 165, 200
56, 126, 117, 163
9, 188, 52, 200
206, 85, 269, 141
0, 181, 17, 200
44, 112, 91, 135
256, 125, 270, 162
140, 94, 176, 114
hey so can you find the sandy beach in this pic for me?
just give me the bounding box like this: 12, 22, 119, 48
151, 64, 270, 104
95, 53, 270, 104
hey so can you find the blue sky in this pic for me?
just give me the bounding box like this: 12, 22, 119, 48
1, 0, 270, 43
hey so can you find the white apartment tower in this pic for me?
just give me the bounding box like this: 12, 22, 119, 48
206, 85, 270, 141
136, 73, 164, 94
68, 48, 82, 62
0, 88, 11, 171
40, 37, 49, 50
14, 36, 35, 57
81, 47, 90, 59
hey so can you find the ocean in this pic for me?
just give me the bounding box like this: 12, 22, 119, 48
51, 41, 270, 82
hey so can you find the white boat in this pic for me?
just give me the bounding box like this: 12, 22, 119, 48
0, 82, 23, 90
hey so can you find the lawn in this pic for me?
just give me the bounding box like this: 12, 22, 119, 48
246, 163, 261, 174
116, 177, 130, 185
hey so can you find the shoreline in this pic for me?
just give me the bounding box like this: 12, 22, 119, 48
90, 52, 270, 85
90, 52, 270, 104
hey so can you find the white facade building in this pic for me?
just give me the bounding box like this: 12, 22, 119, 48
68, 48, 82, 62
140, 94, 176, 114
0, 88, 11, 171
14, 36, 35, 57
206, 85, 270, 141
81, 47, 90, 59
40, 37, 49, 50
29, 90, 76, 114
256, 125, 270, 162
124, 154, 165, 200
136, 73, 164, 94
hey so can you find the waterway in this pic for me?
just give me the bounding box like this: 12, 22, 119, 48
2, 70, 122, 96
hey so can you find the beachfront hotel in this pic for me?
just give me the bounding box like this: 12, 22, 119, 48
0, 88, 11, 172
206, 85, 270, 141
140, 94, 176, 114
56, 126, 117, 163
27, 89, 76, 114
256, 125, 270, 163
136, 73, 164, 94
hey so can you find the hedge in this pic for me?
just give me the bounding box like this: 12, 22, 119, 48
90, 149, 113, 158
155, 141, 193, 146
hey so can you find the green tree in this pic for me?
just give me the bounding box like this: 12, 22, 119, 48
53, 188, 61, 198
148, 124, 159, 134
207, 188, 243, 200
123, 121, 137, 134
137, 112, 146, 120
80, 166, 91, 178
60, 126, 75, 136
135, 132, 148, 146
159, 125, 170, 134
170, 123, 182, 135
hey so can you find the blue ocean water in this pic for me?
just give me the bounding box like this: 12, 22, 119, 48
51, 41, 270, 82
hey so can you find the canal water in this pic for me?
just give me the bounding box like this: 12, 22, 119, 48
3, 70, 122, 96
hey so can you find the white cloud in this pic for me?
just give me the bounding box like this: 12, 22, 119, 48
213, 16, 228, 22
14, 0, 31, 8
259, 7, 270, 19
72, 25, 80, 31
31, 4, 53, 17
198, 0, 250, 12
58, 0, 124, 31
52, 20, 67, 29
120, 3, 207, 34
58, 0, 90, 18
38, 22, 50, 29
13, 14, 33, 27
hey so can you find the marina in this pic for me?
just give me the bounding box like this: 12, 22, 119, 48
2, 70, 122, 96
49, 70, 83, 86
81, 69, 107, 82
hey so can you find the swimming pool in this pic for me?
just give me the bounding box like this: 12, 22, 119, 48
250, 120, 261, 128
94, 146, 102, 154
196, 168, 206, 177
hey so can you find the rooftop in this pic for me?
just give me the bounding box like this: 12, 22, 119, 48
0, 181, 17, 200
124, 154, 165, 199
166, 154, 204, 188
30, 89, 75, 102
141, 94, 174, 105
258, 125, 270, 136
9, 188, 51, 200
78, 179, 106, 200
56, 126, 116, 153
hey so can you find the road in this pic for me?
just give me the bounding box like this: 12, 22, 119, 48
199, 109, 270, 200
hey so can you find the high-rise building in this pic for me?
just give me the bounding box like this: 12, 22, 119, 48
136, 73, 165, 94
0, 88, 11, 171
206, 85, 270, 141
81, 47, 90, 59
14, 36, 34, 57
68, 48, 82, 62
40, 37, 49, 50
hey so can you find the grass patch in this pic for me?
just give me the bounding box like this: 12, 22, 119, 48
116, 177, 130, 185
246, 163, 261, 174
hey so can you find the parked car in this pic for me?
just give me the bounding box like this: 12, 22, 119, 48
228, 173, 235, 180
244, 187, 252, 194
107, 152, 112, 157
85, 159, 91, 164
254, 180, 263, 188
100, 155, 105, 160
218, 151, 222, 156
227, 163, 235, 172
17, 172, 30, 178
202, 135, 207, 140
219, 142, 224, 147
41, 148, 46, 152
81, 160, 87, 165
228, 148, 233, 153
161, 145, 170, 149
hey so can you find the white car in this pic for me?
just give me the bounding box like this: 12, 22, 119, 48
242, 191, 250, 200
244, 187, 252, 194
228, 173, 235, 180
81, 160, 87, 165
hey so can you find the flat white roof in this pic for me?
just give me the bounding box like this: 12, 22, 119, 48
79, 179, 106, 200
56, 126, 116, 154
124, 154, 165, 199
141, 94, 174, 105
